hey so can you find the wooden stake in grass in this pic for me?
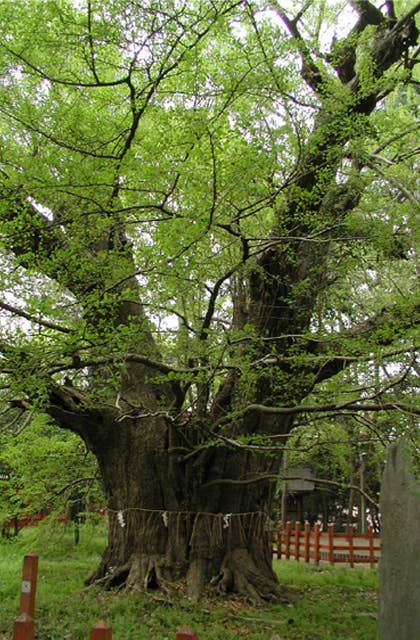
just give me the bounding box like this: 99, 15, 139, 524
91, 620, 112, 640
176, 626, 197, 640
13, 613, 34, 640
19, 552, 38, 619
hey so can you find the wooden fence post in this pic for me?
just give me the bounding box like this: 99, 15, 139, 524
277, 520, 282, 559
284, 521, 291, 560
13, 613, 34, 640
90, 620, 112, 640
294, 521, 301, 561
19, 552, 38, 619
328, 524, 334, 565
304, 521, 311, 563
313, 523, 321, 565
268, 528, 274, 558
368, 524, 375, 568
348, 524, 354, 568
176, 626, 197, 640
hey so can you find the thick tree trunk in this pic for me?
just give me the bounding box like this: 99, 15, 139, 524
83, 413, 284, 602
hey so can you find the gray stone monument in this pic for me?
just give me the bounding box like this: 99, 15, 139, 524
378, 438, 420, 639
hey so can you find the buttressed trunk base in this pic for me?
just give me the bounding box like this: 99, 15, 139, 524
85, 417, 284, 602
88, 509, 283, 603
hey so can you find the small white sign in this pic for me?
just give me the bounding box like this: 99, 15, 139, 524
21, 580, 31, 594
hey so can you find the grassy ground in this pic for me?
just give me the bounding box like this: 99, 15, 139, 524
0, 524, 378, 640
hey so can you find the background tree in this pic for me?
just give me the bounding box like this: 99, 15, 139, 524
0, 411, 102, 540
0, 0, 418, 601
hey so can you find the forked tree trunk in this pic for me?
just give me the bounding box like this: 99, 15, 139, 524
83, 412, 285, 602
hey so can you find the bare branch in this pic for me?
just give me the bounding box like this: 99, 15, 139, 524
1, 44, 130, 88
0, 300, 72, 334
243, 401, 419, 417
367, 155, 420, 205
53, 476, 99, 497
270, 1, 324, 91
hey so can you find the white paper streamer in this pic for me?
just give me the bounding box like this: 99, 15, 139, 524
117, 510, 126, 528
223, 513, 232, 529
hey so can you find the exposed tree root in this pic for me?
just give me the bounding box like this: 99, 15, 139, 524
210, 548, 288, 604
87, 548, 289, 605
88, 554, 160, 589
86, 512, 290, 603
126, 555, 167, 592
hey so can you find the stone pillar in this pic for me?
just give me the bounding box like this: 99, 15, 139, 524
378, 439, 420, 640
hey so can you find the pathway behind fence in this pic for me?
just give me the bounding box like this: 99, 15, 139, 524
270, 521, 381, 567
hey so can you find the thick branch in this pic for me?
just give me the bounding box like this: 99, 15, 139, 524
201, 474, 379, 509
310, 300, 420, 384
272, 2, 324, 91
0, 192, 70, 286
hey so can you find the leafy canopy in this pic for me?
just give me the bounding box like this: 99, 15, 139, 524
0, 0, 418, 459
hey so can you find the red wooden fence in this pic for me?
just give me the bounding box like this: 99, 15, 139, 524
271, 521, 381, 567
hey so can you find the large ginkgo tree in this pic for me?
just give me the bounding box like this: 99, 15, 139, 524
0, 0, 419, 600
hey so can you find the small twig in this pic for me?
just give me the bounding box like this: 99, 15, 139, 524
14, 410, 34, 436
54, 476, 99, 497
